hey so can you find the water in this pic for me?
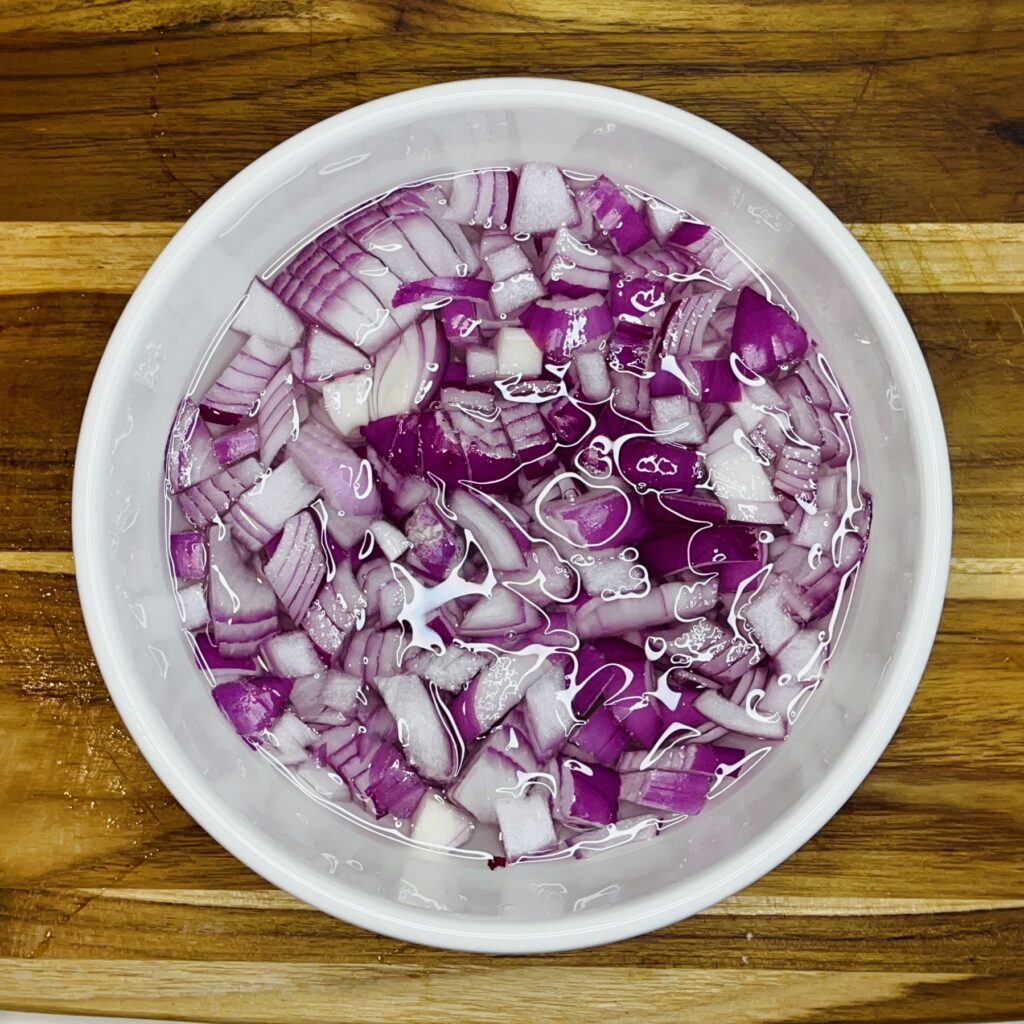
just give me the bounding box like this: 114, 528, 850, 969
164, 163, 870, 866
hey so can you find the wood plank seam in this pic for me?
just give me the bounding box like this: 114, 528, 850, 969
68, 887, 1024, 916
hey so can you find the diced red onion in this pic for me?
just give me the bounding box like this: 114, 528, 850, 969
370, 316, 449, 420
376, 673, 457, 783
257, 364, 307, 464
682, 231, 753, 290
730, 287, 809, 375
168, 162, 872, 867
495, 791, 558, 860
649, 394, 707, 445
392, 211, 481, 278
170, 531, 208, 580
212, 423, 261, 466
541, 227, 613, 296
392, 276, 492, 308
619, 768, 711, 815
510, 162, 577, 235
693, 688, 786, 740
450, 652, 547, 740
287, 419, 380, 519
193, 633, 261, 682
411, 792, 475, 849
610, 276, 666, 326
177, 457, 263, 528
449, 730, 538, 825
231, 279, 305, 348
492, 327, 543, 379
262, 630, 326, 678
208, 526, 279, 657
667, 221, 711, 248
522, 666, 574, 757
441, 299, 484, 345
578, 176, 653, 254
406, 645, 491, 694
335, 732, 426, 820
201, 335, 290, 425
178, 583, 210, 630
445, 169, 517, 230
520, 293, 613, 360
166, 398, 221, 494
297, 327, 371, 383
572, 350, 612, 401
556, 759, 621, 826
617, 437, 701, 494
264, 510, 326, 623
213, 677, 293, 740
489, 270, 546, 320
537, 484, 649, 552
660, 290, 726, 358
459, 587, 542, 638
292, 671, 364, 729
225, 459, 320, 551
573, 706, 630, 766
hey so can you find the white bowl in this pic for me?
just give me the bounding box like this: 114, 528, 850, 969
73, 78, 951, 953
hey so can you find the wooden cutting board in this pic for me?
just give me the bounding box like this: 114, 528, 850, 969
1, 3, 1023, 1021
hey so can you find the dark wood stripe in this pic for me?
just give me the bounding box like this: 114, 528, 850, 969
0, 290, 1020, 555
0, 30, 1021, 221
0, 565, 1020, 905
0, 292, 124, 550
2, 883, 1022, 972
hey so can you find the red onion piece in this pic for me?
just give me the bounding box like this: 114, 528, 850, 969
520, 293, 613, 360
264, 510, 327, 624
165, 398, 220, 494
578, 176, 653, 254
170, 531, 207, 580
730, 286, 809, 375
201, 335, 290, 425
213, 678, 293, 740
208, 526, 279, 657
510, 162, 577, 235
392, 276, 492, 307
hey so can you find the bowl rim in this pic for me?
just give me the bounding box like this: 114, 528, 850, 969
72, 76, 952, 954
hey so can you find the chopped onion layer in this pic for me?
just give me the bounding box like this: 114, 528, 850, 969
167, 161, 871, 866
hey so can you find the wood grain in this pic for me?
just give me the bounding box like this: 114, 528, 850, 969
1, 3, 1023, 1022
0, 961, 1001, 1024
1, 550, 1017, 599
3, 290, 1022, 557
1, 572, 1021, 894
3, 0, 1024, 34
5, 222, 1023, 295
0, 29, 1021, 222
0, 551, 75, 574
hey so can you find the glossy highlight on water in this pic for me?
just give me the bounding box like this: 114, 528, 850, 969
163, 162, 871, 866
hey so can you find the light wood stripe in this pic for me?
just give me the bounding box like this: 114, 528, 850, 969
5, 552, 1016, 598
851, 223, 1024, 295
0, 222, 1021, 295
0, 551, 75, 575
0, 960, 972, 1024
75, 886, 1024, 917
0, 222, 179, 297
945, 557, 1024, 600
2, 0, 1022, 33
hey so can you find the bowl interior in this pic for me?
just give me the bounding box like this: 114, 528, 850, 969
74, 80, 948, 952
